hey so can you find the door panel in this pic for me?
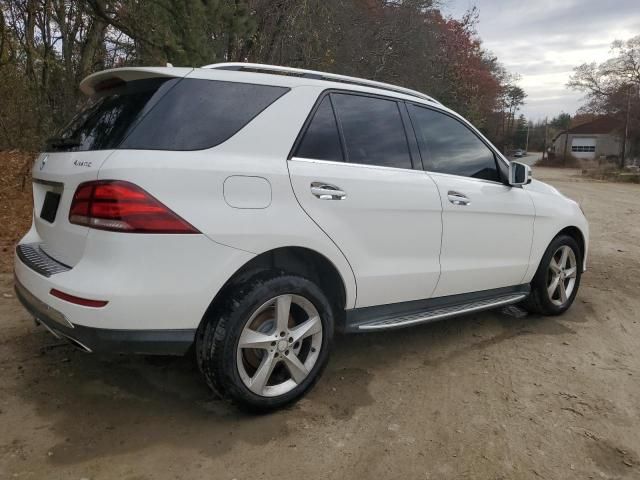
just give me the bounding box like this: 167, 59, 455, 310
290, 92, 443, 308
429, 173, 535, 297
289, 159, 442, 307
406, 102, 535, 297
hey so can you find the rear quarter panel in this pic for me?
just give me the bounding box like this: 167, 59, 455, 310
97, 84, 357, 309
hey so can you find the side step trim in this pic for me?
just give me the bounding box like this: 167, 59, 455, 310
357, 293, 527, 331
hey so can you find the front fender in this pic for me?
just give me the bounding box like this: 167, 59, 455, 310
523, 181, 589, 281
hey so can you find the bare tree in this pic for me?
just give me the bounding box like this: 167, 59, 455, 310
569, 36, 640, 166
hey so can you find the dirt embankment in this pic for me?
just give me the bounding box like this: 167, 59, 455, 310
1, 151, 34, 272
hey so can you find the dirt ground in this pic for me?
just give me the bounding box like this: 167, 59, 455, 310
1, 167, 639, 480
0, 151, 33, 273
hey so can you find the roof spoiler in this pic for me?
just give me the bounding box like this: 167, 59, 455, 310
79, 67, 193, 95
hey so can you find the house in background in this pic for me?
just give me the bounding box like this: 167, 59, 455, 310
553, 117, 622, 161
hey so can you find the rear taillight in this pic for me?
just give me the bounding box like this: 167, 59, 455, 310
69, 180, 200, 234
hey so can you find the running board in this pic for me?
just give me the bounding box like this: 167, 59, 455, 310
347, 288, 529, 332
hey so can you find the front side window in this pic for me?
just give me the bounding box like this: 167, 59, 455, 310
408, 104, 500, 182
331, 93, 412, 170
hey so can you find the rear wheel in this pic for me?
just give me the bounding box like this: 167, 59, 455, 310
522, 234, 582, 315
199, 273, 334, 411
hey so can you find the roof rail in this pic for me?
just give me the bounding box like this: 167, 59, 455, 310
201, 62, 441, 105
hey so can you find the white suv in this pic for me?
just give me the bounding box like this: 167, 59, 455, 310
15, 63, 588, 410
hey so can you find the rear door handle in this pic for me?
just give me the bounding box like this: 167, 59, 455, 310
447, 191, 470, 206
311, 182, 347, 200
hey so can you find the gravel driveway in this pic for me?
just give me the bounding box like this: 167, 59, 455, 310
1, 167, 639, 480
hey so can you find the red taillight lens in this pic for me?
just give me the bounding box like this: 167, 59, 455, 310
69, 180, 200, 234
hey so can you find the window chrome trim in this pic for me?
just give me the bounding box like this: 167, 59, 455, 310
426, 170, 510, 186
289, 156, 425, 174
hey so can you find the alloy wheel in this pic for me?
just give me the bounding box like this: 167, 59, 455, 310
236, 294, 323, 397
547, 245, 578, 306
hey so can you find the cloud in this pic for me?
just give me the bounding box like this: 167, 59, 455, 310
443, 0, 640, 120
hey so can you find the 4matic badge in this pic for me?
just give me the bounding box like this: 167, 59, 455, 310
73, 159, 92, 168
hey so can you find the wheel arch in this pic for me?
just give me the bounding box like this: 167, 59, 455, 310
524, 221, 588, 285
198, 246, 350, 334
557, 225, 586, 266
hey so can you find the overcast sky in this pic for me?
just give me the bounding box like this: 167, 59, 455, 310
443, 0, 640, 121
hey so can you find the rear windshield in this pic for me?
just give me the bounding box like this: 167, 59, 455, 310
48, 78, 289, 152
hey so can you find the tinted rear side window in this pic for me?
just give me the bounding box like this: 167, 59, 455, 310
51, 78, 289, 152
295, 96, 343, 162
407, 104, 500, 181
331, 93, 412, 169
122, 79, 288, 150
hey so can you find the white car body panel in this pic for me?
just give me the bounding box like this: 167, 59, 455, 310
30, 150, 112, 266
16, 227, 253, 330
288, 158, 443, 308
523, 179, 589, 276
429, 173, 535, 297
80, 66, 194, 94
95, 85, 357, 312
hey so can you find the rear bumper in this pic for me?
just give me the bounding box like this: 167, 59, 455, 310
14, 225, 254, 333
15, 278, 195, 354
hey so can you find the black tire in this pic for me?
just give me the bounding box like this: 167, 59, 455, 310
199, 271, 334, 412
522, 234, 582, 316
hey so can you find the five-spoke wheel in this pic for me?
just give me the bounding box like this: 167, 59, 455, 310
522, 234, 582, 315
198, 273, 333, 411
547, 245, 578, 306
237, 294, 323, 397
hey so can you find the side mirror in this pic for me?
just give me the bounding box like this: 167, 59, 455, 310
509, 161, 532, 186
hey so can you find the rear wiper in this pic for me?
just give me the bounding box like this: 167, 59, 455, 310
45, 136, 83, 151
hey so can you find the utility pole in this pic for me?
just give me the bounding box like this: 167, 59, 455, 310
562, 129, 569, 166
542, 117, 548, 161
525, 120, 530, 153
562, 114, 571, 166
621, 84, 631, 169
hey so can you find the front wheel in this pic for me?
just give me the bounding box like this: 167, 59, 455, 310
199, 273, 334, 411
522, 234, 582, 315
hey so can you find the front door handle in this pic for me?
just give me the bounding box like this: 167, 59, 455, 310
447, 191, 470, 206
311, 182, 347, 200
